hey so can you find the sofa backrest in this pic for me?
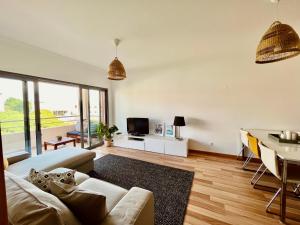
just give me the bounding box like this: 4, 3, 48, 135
6, 147, 96, 178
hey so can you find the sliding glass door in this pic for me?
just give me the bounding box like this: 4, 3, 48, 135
0, 72, 108, 155
38, 82, 80, 153
0, 78, 27, 154
80, 88, 107, 149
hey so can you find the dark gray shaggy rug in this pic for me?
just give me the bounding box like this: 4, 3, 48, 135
89, 154, 194, 225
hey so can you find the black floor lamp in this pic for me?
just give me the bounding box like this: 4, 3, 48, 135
173, 116, 185, 140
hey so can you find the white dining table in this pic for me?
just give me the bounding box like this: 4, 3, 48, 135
245, 129, 300, 223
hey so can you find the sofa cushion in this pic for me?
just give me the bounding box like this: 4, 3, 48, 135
5, 171, 80, 225
50, 181, 106, 225
78, 178, 128, 213
49, 167, 90, 185
101, 187, 154, 225
6, 147, 96, 178
28, 169, 76, 192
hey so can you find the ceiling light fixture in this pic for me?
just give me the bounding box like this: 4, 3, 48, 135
108, 39, 126, 80
255, 0, 300, 64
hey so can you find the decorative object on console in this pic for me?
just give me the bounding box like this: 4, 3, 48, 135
154, 123, 164, 136
256, 0, 300, 64
173, 116, 185, 140
108, 38, 126, 80
165, 124, 175, 137
96, 122, 119, 147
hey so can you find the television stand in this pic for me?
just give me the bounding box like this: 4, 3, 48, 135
128, 137, 144, 141
130, 133, 145, 137
114, 134, 188, 157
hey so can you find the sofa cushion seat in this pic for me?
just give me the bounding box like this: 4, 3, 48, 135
78, 178, 128, 213
5, 171, 80, 225
6, 147, 96, 178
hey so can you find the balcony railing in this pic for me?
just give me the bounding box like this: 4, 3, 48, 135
0, 115, 80, 134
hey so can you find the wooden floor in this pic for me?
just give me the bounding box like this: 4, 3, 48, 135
93, 146, 300, 225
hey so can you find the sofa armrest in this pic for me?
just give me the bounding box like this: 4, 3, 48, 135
5, 151, 30, 165
102, 187, 154, 225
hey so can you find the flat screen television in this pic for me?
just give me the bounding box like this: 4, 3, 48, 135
127, 118, 149, 136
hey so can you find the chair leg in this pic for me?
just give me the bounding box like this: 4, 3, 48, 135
250, 163, 264, 185
252, 167, 268, 188
242, 152, 254, 169
266, 188, 282, 212
294, 184, 300, 196
237, 145, 245, 159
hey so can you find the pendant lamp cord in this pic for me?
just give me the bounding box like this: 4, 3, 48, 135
114, 39, 120, 58
276, 0, 280, 21
115, 44, 118, 58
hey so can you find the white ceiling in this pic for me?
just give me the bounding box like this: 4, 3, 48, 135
0, 0, 299, 71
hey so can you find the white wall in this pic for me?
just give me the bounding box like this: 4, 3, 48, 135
112, 53, 300, 155
0, 36, 113, 123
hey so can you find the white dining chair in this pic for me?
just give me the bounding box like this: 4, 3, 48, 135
239, 129, 253, 169
238, 129, 249, 157
258, 142, 300, 213
294, 184, 300, 196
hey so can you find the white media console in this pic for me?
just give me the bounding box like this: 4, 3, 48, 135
113, 134, 188, 157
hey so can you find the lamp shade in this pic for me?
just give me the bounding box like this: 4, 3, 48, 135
108, 57, 126, 80
173, 116, 185, 126
256, 21, 300, 64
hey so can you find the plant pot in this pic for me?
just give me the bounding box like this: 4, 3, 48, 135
104, 139, 113, 147
57, 136, 62, 141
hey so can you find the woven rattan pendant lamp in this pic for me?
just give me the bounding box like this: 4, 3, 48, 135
108, 39, 126, 80
256, 0, 300, 64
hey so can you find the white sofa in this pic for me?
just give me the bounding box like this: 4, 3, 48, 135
5, 148, 155, 225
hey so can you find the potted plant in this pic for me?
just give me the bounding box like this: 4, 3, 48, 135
97, 122, 118, 147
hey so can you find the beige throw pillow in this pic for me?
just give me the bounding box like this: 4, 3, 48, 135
28, 168, 76, 192
49, 181, 106, 225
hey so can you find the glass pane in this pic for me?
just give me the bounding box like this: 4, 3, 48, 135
38, 82, 79, 152
0, 78, 26, 154
81, 88, 90, 148
89, 89, 100, 146
27, 81, 37, 155
100, 90, 106, 124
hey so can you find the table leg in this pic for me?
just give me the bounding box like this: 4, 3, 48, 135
54, 145, 58, 150
73, 140, 76, 147
280, 160, 288, 223
44, 143, 47, 150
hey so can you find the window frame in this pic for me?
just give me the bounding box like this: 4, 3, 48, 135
0, 70, 109, 154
